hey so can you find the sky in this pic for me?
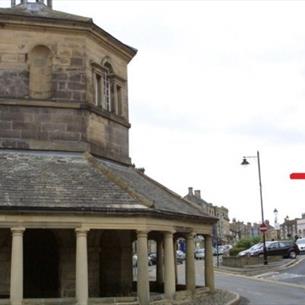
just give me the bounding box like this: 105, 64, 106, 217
2, 0, 305, 225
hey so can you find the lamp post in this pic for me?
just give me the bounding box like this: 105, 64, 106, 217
241, 150, 268, 265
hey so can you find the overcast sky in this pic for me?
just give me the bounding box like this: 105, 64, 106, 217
2, 0, 305, 225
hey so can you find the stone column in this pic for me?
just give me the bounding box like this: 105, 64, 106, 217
164, 231, 175, 299
186, 233, 196, 291
156, 239, 163, 285
174, 239, 178, 284
204, 235, 215, 292
10, 227, 25, 305
76, 229, 89, 305
137, 231, 150, 305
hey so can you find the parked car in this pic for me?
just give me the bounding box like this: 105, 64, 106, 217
215, 245, 231, 255
237, 243, 262, 257
176, 250, 186, 264
194, 248, 205, 259
221, 244, 233, 256
250, 240, 300, 259
296, 238, 305, 253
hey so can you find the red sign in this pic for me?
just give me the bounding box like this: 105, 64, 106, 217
290, 173, 305, 180
260, 223, 268, 232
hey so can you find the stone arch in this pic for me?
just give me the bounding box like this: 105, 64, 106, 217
101, 56, 114, 74
29, 45, 52, 99
24, 229, 60, 298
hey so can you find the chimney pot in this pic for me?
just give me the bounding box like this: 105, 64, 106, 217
194, 190, 201, 199
188, 187, 193, 196
47, 0, 52, 8
11, 0, 16, 8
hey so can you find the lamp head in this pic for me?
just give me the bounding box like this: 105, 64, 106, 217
241, 157, 250, 166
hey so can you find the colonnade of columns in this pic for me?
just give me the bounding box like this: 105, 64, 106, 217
8, 227, 215, 305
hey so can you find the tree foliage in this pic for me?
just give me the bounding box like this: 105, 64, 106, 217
229, 236, 261, 256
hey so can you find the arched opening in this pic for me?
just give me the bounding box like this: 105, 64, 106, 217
24, 229, 60, 298
29, 45, 52, 99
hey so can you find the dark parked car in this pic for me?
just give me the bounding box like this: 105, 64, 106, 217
250, 240, 300, 259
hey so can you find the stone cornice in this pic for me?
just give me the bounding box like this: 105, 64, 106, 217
0, 16, 137, 62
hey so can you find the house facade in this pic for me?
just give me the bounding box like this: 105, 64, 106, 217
184, 188, 230, 244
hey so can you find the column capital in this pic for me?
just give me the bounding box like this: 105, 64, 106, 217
11, 227, 25, 235
136, 230, 149, 238
75, 228, 89, 235
164, 230, 175, 238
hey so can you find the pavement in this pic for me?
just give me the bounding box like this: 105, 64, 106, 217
214, 256, 305, 277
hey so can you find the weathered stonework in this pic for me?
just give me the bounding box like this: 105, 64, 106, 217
0, 71, 29, 98
0, 7, 133, 164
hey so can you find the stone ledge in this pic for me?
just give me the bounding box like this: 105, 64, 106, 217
0, 99, 130, 128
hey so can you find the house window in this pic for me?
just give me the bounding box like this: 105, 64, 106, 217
95, 73, 102, 106
92, 60, 126, 118
102, 69, 111, 111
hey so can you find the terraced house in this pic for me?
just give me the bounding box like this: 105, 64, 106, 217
0, 1, 217, 305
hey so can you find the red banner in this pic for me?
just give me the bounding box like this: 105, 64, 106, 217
290, 173, 305, 180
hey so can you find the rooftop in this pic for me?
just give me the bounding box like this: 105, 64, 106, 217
0, 150, 217, 223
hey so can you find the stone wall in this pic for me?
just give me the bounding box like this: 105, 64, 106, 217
0, 71, 29, 98
87, 112, 130, 164
0, 105, 87, 151
0, 24, 131, 164
0, 28, 87, 103
222, 255, 282, 267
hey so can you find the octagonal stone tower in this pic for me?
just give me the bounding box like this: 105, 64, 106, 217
0, 0, 136, 164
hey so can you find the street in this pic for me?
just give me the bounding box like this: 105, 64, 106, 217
216, 272, 305, 305
144, 257, 305, 304
257, 256, 305, 286
173, 258, 305, 305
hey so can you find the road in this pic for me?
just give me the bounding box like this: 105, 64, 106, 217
258, 255, 305, 286
216, 272, 305, 305
175, 259, 305, 305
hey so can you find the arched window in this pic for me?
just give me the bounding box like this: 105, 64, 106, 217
103, 62, 113, 112
29, 45, 52, 99
92, 58, 126, 117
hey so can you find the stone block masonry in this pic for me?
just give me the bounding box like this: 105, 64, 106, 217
0, 105, 87, 150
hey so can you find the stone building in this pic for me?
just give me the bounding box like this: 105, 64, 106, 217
280, 216, 299, 240
184, 188, 230, 244
229, 219, 260, 243
0, 1, 218, 305
297, 213, 305, 238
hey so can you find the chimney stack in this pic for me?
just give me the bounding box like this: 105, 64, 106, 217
11, 0, 16, 8
194, 190, 201, 199
188, 187, 193, 196
47, 0, 53, 8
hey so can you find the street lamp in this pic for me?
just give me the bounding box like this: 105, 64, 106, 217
241, 150, 268, 265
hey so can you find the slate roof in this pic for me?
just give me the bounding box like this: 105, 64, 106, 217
0, 150, 216, 222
